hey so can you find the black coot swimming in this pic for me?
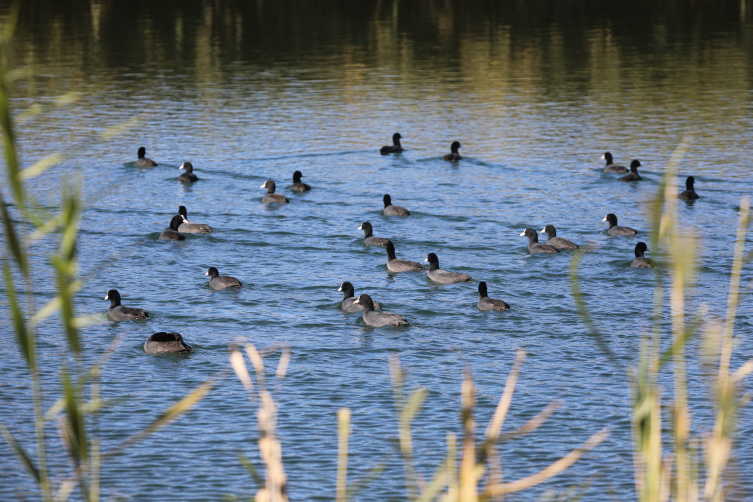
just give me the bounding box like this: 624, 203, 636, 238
425, 253, 472, 283
602, 152, 626, 173
679, 176, 699, 200
620, 160, 643, 182
353, 294, 408, 327
144, 332, 194, 355
443, 141, 462, 161
386, 241, 424, 272
383, 194, 410, 216
359, 221, 389, 247
540, 225, 578, 250
477, 282, 510, 311
338, 282, 381, 312
105, 289, 149, 321
380, 133, 404, 154
178, 162, 199, 182
159, 215, 185, 240
134, 146, 157, 167
291, 171, 311, 192
177, 206, 212, 233
631, 242, 654, 268
260, 180, 289, 203
603, 213, 637, 236
519, 228, 559, 254
205, 267, 242, 290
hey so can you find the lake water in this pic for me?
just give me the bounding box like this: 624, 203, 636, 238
1, 1, 752, 500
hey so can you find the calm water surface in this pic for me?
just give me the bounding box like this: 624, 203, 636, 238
1, 1, 753, 500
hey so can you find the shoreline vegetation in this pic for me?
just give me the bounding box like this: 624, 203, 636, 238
1, 9, 752, 502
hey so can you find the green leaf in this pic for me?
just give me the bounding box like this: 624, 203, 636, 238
0, 421, 40, 482
61, 366, 87, 463
104, 372, 224, 459
4, 262, 33, 369
238, 452, 264, 488
0, 190, 27, 275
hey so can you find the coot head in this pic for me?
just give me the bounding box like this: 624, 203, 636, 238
392, 132, 402, 145
450, 141, 461, 153
260, 180, 276, 193
169, 215, 183, 231
685, 176, 695, 190
353, 293, 375, 311
179, 162, 194, 173
630, 160, 641, 172
425, 252, 440, 270
358, 221, 374, 236
541, 225, 557, 237
635, 242, 648, 257
601, 152, 613, 164
603, 213, 618, 227
338, 281, 355, 298
478, 281, 489, 298
104, 289, 121, 306
519, 228, 539, 241
383, 194, 393, 207
138, 147, 146, 159
205, 267, 219, 278
293, 170, 303, 182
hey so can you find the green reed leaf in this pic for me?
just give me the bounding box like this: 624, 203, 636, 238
0, 421, 40, 482
4, 262, 33, 368
61, 366, 87, 463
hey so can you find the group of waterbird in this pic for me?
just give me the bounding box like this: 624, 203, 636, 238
117, 139, 700, 353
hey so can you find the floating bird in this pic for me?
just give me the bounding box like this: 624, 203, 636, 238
380, 133, 404, 154
443, 141, 462, 161
105, 289, 149, 321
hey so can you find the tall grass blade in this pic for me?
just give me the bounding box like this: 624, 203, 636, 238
4, 262, 33, 368
0, 421, 40, 481
484, 429, 608, 496
105, 373, 222, 459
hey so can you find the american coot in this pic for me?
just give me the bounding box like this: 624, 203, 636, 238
383, 194, 410, 216
519, 228, 559, 254
443, 141, 462, 161
159, 215, 185, 240
386, 240, 424, 272
260, 180, 289, 203
338, 282, 381, 312
205, 267, 242, 290
134, 146, 157, 167
425, 253, 472, 283
380, 133, 403, 154
478, 282, 510, 311
679, 176, 699, 200
291, 171, 311, 192
144, 332, 194, 355
540, 225, 578, 250
353, 294, 408, 327
178, 206, 213, 233
359, 222, 389, 247
631, 242, 654, 268
620, 160, 643, 182
603, 213, 637, 236
602, 152, 627, 173
178, 162, 199, 182
105, 289, 149, 321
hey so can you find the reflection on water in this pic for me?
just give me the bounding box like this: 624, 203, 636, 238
1, 1, 752, 501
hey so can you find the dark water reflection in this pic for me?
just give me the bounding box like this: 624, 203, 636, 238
1, 1, 752, 500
